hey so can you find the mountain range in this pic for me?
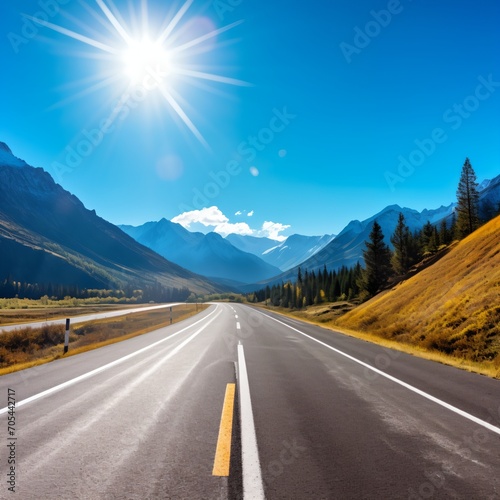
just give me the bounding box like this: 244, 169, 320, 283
119, 219, 281, 284
0, 142, 218, 295
227, 233, 335, 271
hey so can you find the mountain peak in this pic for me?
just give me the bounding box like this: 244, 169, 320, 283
0, 142, 13, 154
0, 142, 28, 168
478, 179, 491, 191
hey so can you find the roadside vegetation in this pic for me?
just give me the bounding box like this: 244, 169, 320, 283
336, 216, 500, 377
187, 293, 245, 303
0, 304, 208, 375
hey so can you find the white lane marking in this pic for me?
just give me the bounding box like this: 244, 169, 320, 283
0, 306, 221, 414
235, 315, 239, 319
236, 322, 241, 330
256, 310, 500, 437
237, 342, 265, 500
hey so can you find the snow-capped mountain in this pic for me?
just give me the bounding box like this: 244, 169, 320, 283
225, 233, 335, 271
225, 234, 277, 257
120, 219, 281, 284
478, 174, 500, 220
260, 234, 335, 271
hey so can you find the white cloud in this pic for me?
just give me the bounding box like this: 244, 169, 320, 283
259, 221, 291, 241
171, 206, 228, 228
172, 206, 252, 236
235, 210, 242, 216
172, 207, 290, 241
214, 222, 253, 237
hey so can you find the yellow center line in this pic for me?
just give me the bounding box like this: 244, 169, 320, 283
212, 383, 236, 476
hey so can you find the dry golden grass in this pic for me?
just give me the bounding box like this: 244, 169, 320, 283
0, 304, 207, 375
336, 216, 500, 377
259, 301, 357, 324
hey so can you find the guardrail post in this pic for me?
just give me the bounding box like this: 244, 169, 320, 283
64, 318, 70, 354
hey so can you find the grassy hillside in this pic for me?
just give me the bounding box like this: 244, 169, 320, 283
336, 216, 500, 374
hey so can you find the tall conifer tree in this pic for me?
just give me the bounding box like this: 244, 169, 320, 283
456, 158, 480, 238
360, 221, 392, 296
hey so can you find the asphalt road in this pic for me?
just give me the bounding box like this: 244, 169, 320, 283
0, 303, 182, 333
0, 303, 499, 499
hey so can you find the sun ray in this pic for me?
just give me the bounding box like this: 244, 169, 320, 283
140, 0, 149, 34
156, 0, 195, 46
79, 0, 120, 39
95, 0, 132, 45
174, 68, 251, 87
45, 73, 123, 111
25, 15, 118, 54
169, 20, 243, 55
156, 84, 209, 149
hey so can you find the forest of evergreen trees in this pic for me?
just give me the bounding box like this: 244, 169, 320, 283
0, 278, 191, 303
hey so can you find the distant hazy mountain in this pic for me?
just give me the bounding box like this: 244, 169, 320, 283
225, 233, 335, 271
120, 219, 281, 284
0, 142, 218, 294
225, 234, 277, 257
260, 234, 335, 271
478, 174, 500, 220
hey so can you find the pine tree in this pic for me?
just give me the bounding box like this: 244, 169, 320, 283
439, 219, 451, 246
420, 221, 435, 254
391, 213, 411, 274
359, 221, 392, 297
456, 157, 480, 238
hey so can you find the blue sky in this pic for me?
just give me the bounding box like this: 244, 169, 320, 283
1, 0, 499, 239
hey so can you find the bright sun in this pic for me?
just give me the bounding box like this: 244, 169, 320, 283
122, 39, 170, 83
27, 0, 247, 146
